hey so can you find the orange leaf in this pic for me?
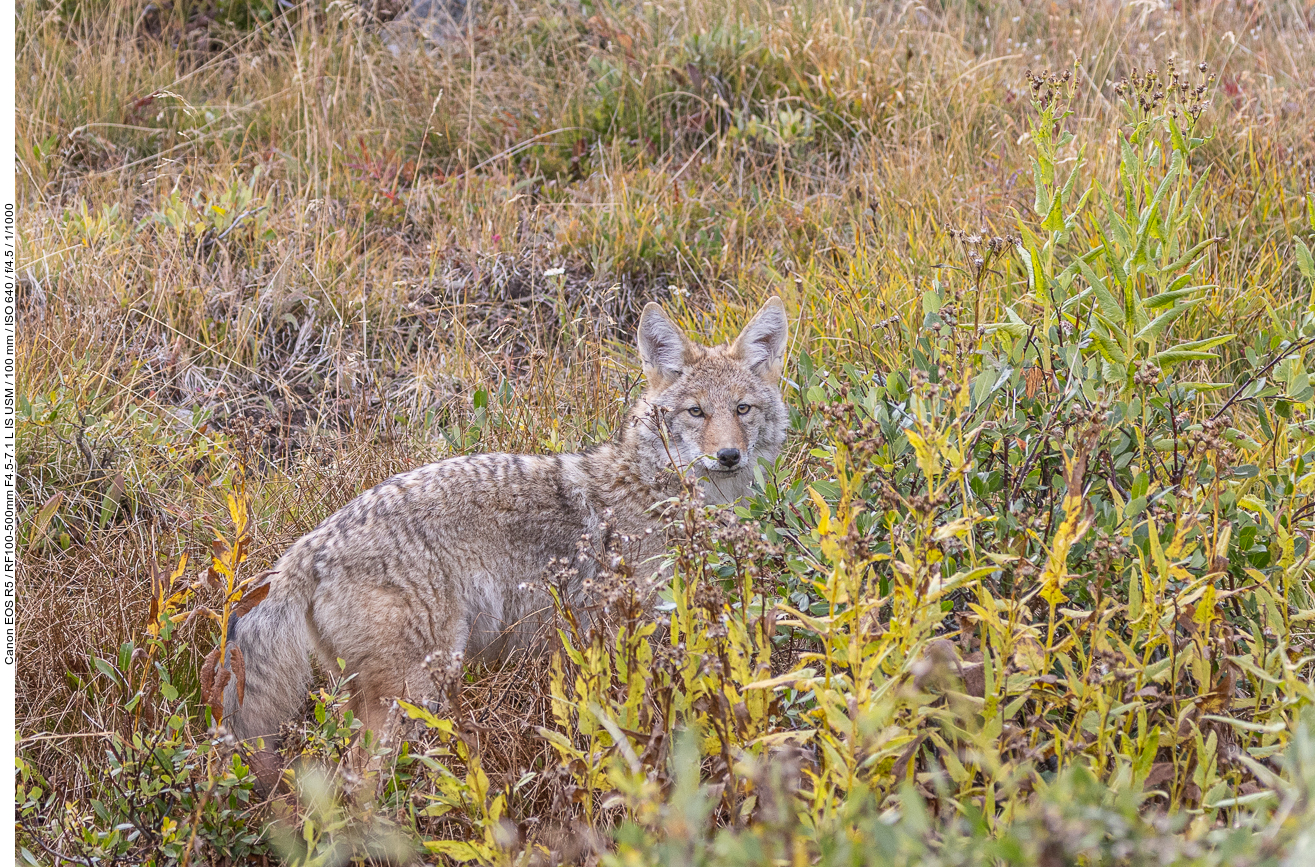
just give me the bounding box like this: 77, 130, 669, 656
231, 646, 246, 706
233, 582, 271, 619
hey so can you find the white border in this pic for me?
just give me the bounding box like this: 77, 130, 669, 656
2, 0, 16, 855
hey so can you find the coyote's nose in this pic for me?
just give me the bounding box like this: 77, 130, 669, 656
716, 448, 741, 469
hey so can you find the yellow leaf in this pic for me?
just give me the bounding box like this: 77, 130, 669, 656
423, 840, 487, 861
1193, 581, 1218, 628
1013, 636, 1046, 673
1147, 515, 1169, 582
749, 730, 816, 747
1040, 475, 1093, 607
397, 700, 453, 733
807, 486, 832, 536
905, 426, 944, 484
933, 517, 976, 541
743, 668, 816, 691
226, 493, 243, 527
28, 492, 63, 550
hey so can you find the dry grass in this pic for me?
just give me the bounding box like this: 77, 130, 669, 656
15, 0, 1315, 861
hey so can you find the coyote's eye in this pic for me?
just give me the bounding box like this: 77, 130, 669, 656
736, 403, 751, 415
688, 407, 704, 418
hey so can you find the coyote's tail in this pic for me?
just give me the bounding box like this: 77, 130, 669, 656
221, 544, 317, 742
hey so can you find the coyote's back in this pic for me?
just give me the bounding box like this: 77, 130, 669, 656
222, 297, 790, 741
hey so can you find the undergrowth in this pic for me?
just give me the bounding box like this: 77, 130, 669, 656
15, 0, 1315, 864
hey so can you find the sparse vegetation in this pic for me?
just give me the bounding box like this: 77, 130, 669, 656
15, 0, 1315, 863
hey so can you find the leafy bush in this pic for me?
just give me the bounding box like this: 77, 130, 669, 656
16, 0, 1315, 864
525, 59, 1315, 864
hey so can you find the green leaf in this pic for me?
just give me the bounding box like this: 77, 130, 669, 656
1161, 235, 1219, 278
1297, 238, 1315, 281
1091, 309, 1123, 339
1166, 273, 1203, 293
1016, 241, 1037, 295
1091, 330, 1129, 365
1131, 211, 1153, 269
1121, 156, 1138, 221
1015, 219, 1044, 252
971, 367, 1002, 406
922, 289, 944, 316
1128, 566, 1143, 621
1134, 302, 1198, 344
1078, 259, 1122, 321
1145, 285, 1208, 309
92, 658, 120, 685
1032, 157, 1050, 217
1136, 153, 1180, 242
1058, 244, 1104, 285
1100, 187, 1133, 253
1042, 192, 1065, 232
1162, 151, 1183, 197
98, 493, 117, 531
1182, 167, 1211, 224
1168, 115, 1188, 154
1169, 334, 1236, 353
1123, 276, 1139, 337
1175, 381, 1232, 391
1059, 145, 1086, 207
984, 321, 1029, 339
1120, 135, 1139, 188
1030, 247, 1046, 302
1156, 348, 1221, 366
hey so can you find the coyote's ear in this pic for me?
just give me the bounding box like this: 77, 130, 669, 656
638, 302, 693, 388
729, 296, 789, 381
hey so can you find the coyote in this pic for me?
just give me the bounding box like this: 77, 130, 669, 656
222, 297, 790, 742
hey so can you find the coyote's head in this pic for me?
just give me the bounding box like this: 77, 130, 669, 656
632, 296, 790, 504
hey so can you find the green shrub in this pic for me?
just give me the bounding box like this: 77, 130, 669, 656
528, 57, 1315, 864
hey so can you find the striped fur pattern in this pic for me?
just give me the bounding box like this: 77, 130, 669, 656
222, 297, 790, 741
